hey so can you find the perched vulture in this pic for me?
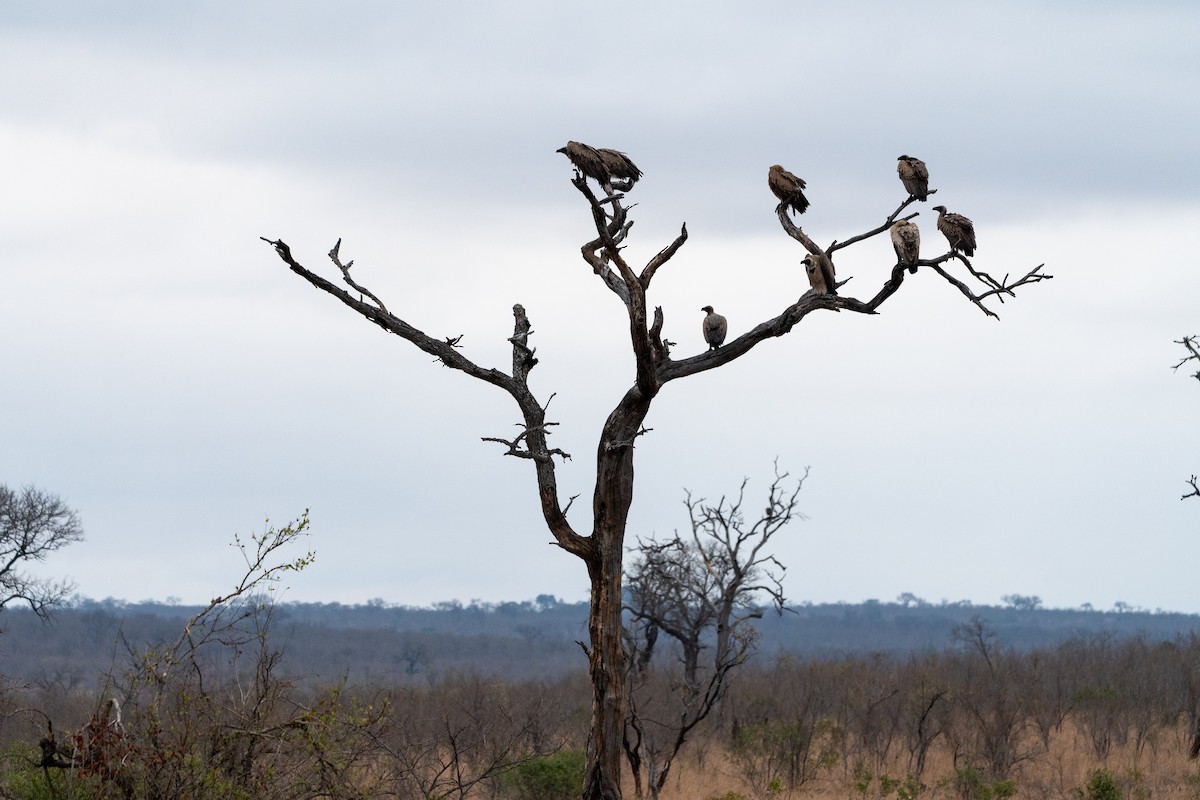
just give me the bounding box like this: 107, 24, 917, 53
597, 148, 642, 190
768, 165, 809, 216
801, 253, 837, 295
933, 205, 976, 257
890, 219, 921, 273
897, 155, 930, 201
557, 141, 609, 185
701, 306, 728, 351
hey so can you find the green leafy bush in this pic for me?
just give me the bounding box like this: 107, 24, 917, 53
1075, 769, 1121, 800
949, 766, 1017, 800
502, 749, 586, 800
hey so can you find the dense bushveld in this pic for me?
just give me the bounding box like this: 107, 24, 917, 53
4, 596, 1197, 687
5, 609, 1200, 800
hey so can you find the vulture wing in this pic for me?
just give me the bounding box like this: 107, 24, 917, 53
897, 156, 930, 200
597, 148, 642, 184
768, 165, 809, 215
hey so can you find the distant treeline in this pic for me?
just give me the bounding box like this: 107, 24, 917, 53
2, 595, 1198, 688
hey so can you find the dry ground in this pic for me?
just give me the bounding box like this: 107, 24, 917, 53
645, 721, 1200, 800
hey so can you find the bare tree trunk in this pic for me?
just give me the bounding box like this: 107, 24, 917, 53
585, 544, 627, 800
585, 391, 652, 800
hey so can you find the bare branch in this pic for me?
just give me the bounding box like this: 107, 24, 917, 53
929, 262, 1002, 319
640, 223, 688, 291
265, 237, 589, 558
1184, 476, 1199, 502
828, 195, 925, 253
569, 180, 660, 398
649, 306, 671, 366
262, 238, 513, 389
659, 251, 1049, 384
329, 238, 390, 314
481, 421, 571, 462
1174, 335, 1200, 381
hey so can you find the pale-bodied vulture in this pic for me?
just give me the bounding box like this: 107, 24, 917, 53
768, 165, 809, 216
897, 155, 930, 201
801, 253, 837, 295
701, 306, 728, 351
933, 205, 976, 257
890, 219, 921, 273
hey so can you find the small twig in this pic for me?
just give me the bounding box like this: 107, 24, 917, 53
1173, 335, 1200, 380
929, 264, 1001, 319
328, 239, 390, 314
482, 422, 571, 462
604, 426, 653, 451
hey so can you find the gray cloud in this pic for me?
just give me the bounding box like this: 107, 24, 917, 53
3, 0, 1199, 612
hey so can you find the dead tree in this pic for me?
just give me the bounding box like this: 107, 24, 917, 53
623, 465, 806, 799
0, 484, 84, 617
263, 151, 1050, 800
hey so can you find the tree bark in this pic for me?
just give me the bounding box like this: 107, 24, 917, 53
584, 388, 652, 800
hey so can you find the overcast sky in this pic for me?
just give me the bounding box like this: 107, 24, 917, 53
3, 2, 1199, 613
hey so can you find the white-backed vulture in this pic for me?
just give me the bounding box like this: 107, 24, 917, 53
557, 141, 609, 185
890, 219, 921, 273
768, 165, 809, 216
933, 205, 976, 257
801, 253, 837, 295
701, 306, 728, 351
597, 148, 642, 190
897, 155, 930, 201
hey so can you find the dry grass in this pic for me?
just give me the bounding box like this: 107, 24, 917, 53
643, 721, 1200, 800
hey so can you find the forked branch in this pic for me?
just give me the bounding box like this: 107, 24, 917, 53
614, 191, 1051, 386
1174, 335, 1200, 382
263, 237, 588, 557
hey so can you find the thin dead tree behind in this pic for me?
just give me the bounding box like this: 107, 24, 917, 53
623, 465, 807, 799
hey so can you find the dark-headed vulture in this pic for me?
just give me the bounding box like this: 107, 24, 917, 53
890, 219, 921, 273
933, 205, 976, 257
768, 165, 809, 216
701, 306, 728, 351
897, 155, 930, 201
557, 141, 609, 185
801, 253, 837, 295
